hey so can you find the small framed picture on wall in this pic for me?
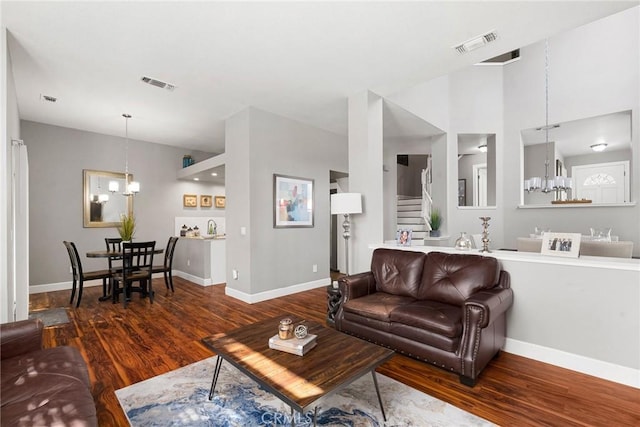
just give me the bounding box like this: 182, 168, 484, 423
201, 195, 213, 207
183, 194, 197, 207
214, 196, 226, 208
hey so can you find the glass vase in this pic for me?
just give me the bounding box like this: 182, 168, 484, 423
454, 232, 472, 251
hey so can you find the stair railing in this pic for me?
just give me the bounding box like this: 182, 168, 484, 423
421, 166, 433, 231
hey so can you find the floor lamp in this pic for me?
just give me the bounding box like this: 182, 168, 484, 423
331, 193, 362, 276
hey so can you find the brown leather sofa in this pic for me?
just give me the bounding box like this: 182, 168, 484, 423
336, 248, 513, 386
1, 318, 97, 426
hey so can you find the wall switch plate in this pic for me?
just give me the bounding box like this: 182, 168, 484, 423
232, 269, 239, 280
312, 264, 318, 273
187, 259, 190, 266
240, 227, 246, 235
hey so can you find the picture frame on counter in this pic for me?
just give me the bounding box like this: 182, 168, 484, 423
214, 196, 226, 208
201, 195, 213, 207
183, 194, 197, 207
541, 232, 581, 258
273, 174, 314, 228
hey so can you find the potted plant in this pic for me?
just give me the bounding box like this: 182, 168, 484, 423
118, 214, 136, 242
429, 208, 442, 237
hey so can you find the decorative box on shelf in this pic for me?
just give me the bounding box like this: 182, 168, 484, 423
268, 334, 317, 356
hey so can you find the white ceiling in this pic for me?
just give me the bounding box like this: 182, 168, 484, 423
3, 1, 636, 154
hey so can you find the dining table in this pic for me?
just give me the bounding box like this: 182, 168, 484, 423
86, 248, 164, 301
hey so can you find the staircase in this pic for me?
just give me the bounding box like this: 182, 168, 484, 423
397, 196, 429, 242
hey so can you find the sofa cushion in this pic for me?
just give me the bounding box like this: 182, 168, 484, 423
343, 292, 415, 322
371, 248, 426, 298
390, 300, 462, 338
418, 252, 500, 305
1, 346, 97, 426
390, 323, 461, 353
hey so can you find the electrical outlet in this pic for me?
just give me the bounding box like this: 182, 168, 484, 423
187, 259, 191, 266
232, 269, 239, 280
312, 264, 318, 273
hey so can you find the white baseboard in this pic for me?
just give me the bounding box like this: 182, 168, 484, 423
504, 338, 639, 389
30, 280, 102, 294
225, 277, 330, 304
172, 270, 221, 286
29, 273, 168, 294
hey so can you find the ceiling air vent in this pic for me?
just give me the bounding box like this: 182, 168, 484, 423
454, 30, 498, 54
40, 94, 57, 103
141, 76, 176, 91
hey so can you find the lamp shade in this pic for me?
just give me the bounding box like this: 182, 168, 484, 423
331, 193, 362, 215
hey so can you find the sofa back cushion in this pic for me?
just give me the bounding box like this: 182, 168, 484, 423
418, 252, 500, 305
371, 248, 426, 298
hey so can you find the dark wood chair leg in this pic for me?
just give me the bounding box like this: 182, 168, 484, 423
76, 280, 84, 308
69, 278, 77, 305
149, 279, 154, 304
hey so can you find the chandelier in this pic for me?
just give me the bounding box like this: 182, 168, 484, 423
524, 40, 572, 194
109, 113, 140, 196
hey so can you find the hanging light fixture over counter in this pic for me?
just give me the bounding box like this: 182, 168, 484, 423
109, 113, 140, 196
524, 39, 572, 195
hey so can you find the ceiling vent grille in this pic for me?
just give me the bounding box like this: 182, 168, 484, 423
141, 76, 176, 91
454, 30, 498, 54
40, 94, 57, 103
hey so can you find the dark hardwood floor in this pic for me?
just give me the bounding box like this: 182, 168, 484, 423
30, 277, 639, 426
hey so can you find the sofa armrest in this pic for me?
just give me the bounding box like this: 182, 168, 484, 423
1, 318, 44, 360
464, 287, 514, 329
338, 271, 376, 302
496, 270, 511, 289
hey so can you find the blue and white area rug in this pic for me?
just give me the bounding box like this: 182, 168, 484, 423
116, 356, 494, 426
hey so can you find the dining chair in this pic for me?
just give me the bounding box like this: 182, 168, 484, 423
579, 241, 634, 258
104, 237, 123, 298
152, 237, 179, 292
112, 241, 156, 308
63, 241, 111, 308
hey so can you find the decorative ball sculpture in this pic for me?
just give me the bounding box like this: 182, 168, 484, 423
294, 324, 308, 339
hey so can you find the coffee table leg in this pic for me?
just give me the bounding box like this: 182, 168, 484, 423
208, 356, 223, 400
371, 371, 387, 422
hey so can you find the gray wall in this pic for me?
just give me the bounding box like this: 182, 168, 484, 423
22, 121, 219, 286
225, 107, 347, 296
397, 154, 427, 197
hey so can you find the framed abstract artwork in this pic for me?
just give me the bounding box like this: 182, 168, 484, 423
273, 174, 314, 228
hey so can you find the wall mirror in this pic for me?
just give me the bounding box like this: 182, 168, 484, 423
521, 110, 632, 205
457, 133, 496, 207
83, 169, 133, 227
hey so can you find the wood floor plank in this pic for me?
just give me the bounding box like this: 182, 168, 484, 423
29, 277, 640, 427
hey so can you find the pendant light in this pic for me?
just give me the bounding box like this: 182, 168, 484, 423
110, 114, 140, 196
524, 40, 572, 195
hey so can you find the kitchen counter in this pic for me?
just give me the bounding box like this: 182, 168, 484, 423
174, 237, 226, 286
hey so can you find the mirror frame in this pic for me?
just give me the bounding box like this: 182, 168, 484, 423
83, 169, 133, 228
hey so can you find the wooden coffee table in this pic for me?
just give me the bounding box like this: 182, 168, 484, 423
201, 314, 394, 426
